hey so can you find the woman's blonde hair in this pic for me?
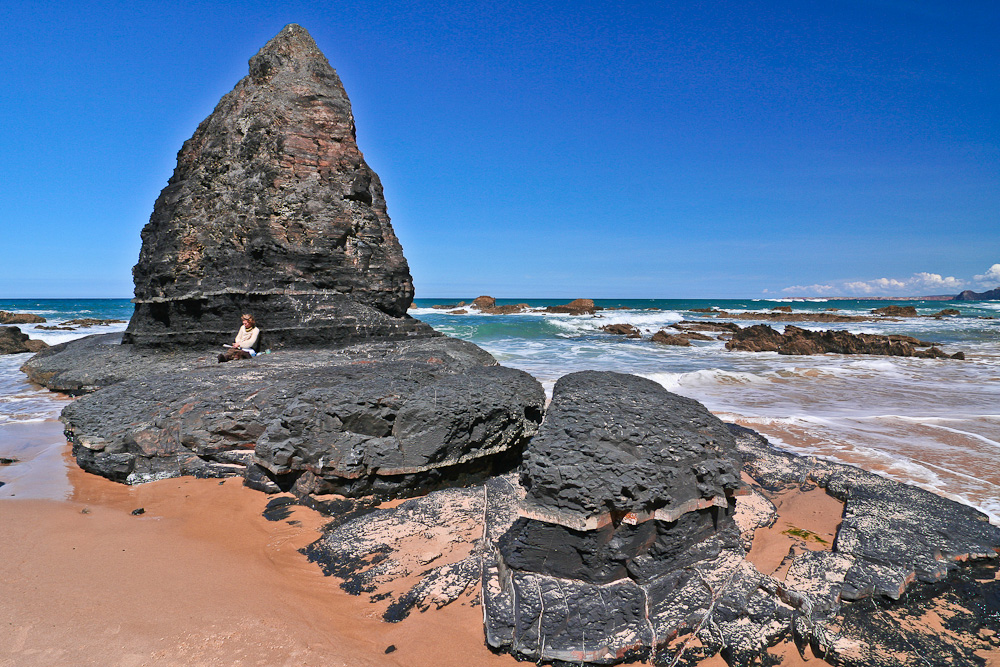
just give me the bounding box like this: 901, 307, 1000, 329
241, 314, 256, 328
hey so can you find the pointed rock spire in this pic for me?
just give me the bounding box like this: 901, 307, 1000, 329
124, 24, 432, 349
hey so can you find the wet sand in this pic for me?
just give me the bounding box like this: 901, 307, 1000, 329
0, 420, 916, 667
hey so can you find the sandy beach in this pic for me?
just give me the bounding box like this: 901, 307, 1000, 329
0, 420, 522, 667
0, 419, 871, 666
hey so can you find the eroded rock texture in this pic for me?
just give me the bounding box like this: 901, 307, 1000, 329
56, 337, 545, 498
123, 24, 433, 349
486, 372, 746, 663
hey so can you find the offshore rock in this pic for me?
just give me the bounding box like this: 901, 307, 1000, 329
123, 24, 433, 349
0, 326, 48, 355
544, 298, 599, 315
0, 311, 46, 324
871, 305, 918, 317
726, 324, 965, 359
57, 336, 545, 497
600, 323, 642, 338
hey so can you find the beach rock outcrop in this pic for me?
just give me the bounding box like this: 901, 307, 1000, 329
872, 305, 918, 317
726, 324, 964, 359
650, 330, 691, 346
471, 296, 496, 310
0, 311, 46, 325
544, 298, 598, 315
484, 372, 745, 662
0, 327, 48, 355
58, 337, 545, 498
600, 323, 641, 338
122, 24, 434, 350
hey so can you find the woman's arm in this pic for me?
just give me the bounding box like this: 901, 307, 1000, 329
244, 327, 260, 350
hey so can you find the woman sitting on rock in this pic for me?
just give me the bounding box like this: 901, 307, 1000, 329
218, 314, 260, 363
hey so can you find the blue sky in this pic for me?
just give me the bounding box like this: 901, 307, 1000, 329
1, 0, 997, 298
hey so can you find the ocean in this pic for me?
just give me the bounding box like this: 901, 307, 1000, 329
2, 297, 998, 523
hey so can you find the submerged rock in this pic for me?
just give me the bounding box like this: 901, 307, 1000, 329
122, 24, 434, 350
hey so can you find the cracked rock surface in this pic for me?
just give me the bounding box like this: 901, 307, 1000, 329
47, 335, 544, 498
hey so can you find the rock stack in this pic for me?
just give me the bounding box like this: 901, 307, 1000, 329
484, 371, 745, 662
123, 24, 433, 349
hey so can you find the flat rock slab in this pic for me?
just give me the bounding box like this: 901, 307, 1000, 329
43, 335, 544, 498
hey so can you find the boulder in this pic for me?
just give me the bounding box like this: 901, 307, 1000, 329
486, 372, 745, 662
0, 326, 48, 355
929, 308, 960, 317
770, 306, 792, 312
121, 24, 434, 350
544, 298, 598, 315
0, 311, 46, 324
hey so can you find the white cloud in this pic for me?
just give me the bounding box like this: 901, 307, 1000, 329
844, 281, 876, 294
912, 272, 964, 289
781, 284, 834, 294
973, 263, 1000, 287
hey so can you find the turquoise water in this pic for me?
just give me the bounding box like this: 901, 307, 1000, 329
2, 297, 999, 521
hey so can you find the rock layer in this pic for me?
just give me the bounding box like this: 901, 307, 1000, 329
54, 336, 545, 498
123, 24, 433, 349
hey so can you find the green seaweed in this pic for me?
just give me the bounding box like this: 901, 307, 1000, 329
782, 526, 829, 545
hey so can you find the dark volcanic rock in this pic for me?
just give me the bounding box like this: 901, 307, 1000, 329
519, 372, 742, 526
0, 327, 49, 355
0, 311, 46, 324
485, 372, 746, 662
58, 337, 544, 497
726, 324, 964, 359
122, 24, 434, 350
544, 298, 598, 315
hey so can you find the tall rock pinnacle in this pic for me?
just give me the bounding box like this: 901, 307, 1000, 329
123, 24, 433, 348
